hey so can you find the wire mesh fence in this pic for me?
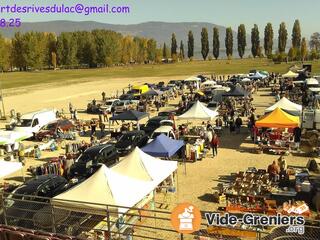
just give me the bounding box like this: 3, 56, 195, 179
1, 192, 320, 240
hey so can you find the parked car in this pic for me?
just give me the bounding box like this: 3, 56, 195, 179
69, 144, 119, 178
35, 119, 74, 141
150, 125, 177, 140
119, 94, 140, 102
99, 99, 120, 113
3, 175, 70, 227
12, 109, 57, 138
114, 100, 136, 113
141, 116, 168, 136
115, 130, 149, 156
158, 111, 176, 117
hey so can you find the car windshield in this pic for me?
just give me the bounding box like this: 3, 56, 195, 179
151, 132, 166, 139
16, 119, 32, 127
77, 152, 97, 163
42, 123, 57, 130
119, 134, 135, 142
116, 102, 125, 106
146, 121, 160, 128
105, 101, 113, 106
131, 89, 140, 94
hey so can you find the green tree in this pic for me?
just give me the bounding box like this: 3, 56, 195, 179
179, 40, 185, 60
264, 23, 274, 57
147, 38, 157, 62
237, 24, 246, 58
301, 37, 308, 62
201, 28, 209, 60
187, 31, 194, 59
212, 27, 220, 59
171, 33, 177, 56
163, 43, 168, 59
251, 24, 260, 58
225, 27, 233, 58
288, 47, 297, 61
292, 19, 301, 49
309, 32, 320, 52
56, 32, 78, 67
0, 34, 11, 71
278, 22, 288, 53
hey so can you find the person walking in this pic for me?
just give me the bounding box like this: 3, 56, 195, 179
111, 106, 118, 125
102, 91, 106, 101
90, 119, 97, 136
235, 116, 243, 134
211, 133, 220, 157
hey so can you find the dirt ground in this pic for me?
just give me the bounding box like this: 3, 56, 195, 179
0, 76, 311, 239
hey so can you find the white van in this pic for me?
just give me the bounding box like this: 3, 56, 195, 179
13, 109, 57, 137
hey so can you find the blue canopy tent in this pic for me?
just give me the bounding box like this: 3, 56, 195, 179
249, 71, 267, 80
141, 134, 184, 158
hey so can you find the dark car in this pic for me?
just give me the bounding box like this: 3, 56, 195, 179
4, 175, 70, 227
35, 119, 74, 141
141, 116, 167, 136
69, 144, 119, 178
119, 93, 140, 101
115, 130, 149, 156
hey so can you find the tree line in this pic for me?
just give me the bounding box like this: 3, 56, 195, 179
172, 19, 320, 62
1, 19, 320, 71
0, 30, 162, 71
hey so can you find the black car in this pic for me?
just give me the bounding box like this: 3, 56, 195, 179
115, 130, 149, 156
4, 175, 70, 227
141, 116, 167, 136
119, 93, 140, 101
70, 144, 119, 178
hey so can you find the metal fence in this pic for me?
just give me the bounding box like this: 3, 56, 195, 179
0, 192, 319, 240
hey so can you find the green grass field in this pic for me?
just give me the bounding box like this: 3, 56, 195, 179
1, 59, 320, 90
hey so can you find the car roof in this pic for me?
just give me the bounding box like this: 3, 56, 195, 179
84, 144, 114, 154
154, 126, 173, 132
123, 130, 145, 135
15, 175, 64, 194
149, 116, 166, 121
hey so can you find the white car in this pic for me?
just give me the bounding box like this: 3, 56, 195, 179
150, 125, 176, 141
99, 99, 120, 113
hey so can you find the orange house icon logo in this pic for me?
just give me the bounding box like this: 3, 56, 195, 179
171, 203, 201, 234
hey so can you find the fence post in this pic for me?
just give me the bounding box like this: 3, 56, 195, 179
2, 194, 8, 225
180, 233, 184, 240
50, 200, 56, 233
106, 205, 112, 240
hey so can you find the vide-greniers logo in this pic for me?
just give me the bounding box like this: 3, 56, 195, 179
171, 203, 202, 234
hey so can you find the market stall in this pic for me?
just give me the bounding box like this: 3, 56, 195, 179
255, 108, 300, 154
222, 85, 249, 98
109, 110, 149, 130
0, 160, 23, 179
141, 134, 184, 158
177, 101, 218, 120
282, 70, 299, 79
265, 97, 302, 116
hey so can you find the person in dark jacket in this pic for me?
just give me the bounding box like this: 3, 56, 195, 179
294, 127, 302, 150
211, 133, 220, 157
235, 116, 243, 134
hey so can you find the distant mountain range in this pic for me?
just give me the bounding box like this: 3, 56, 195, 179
0, 20, 253, 58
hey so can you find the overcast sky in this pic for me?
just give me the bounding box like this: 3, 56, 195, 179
1, 0, 319, 37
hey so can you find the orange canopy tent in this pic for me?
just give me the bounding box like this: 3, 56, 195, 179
255, 107, 300, 128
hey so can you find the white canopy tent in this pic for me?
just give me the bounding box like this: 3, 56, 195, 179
282, 70, 298, 78
178, 101, 219, 120
0, 130, 30, 145
0, 160, 23, 179
200, 80, 216, 89
184, 76, 201, 89
265, 97, 302, 116
53, 165, 156, 214
112, 147, 177, 184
